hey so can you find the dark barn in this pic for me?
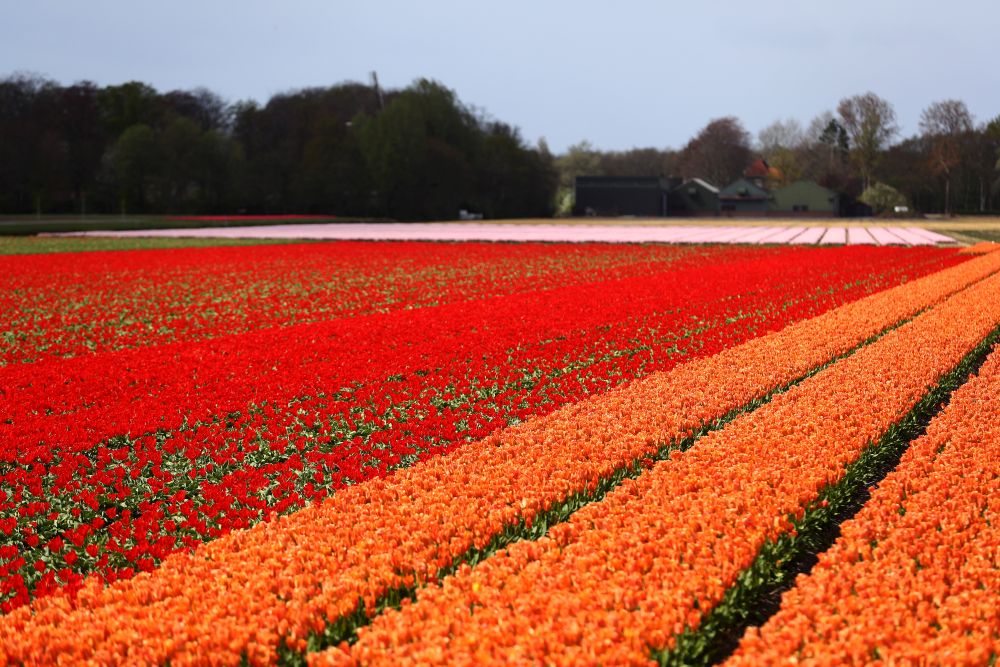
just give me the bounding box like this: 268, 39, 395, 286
574, 176, 676, 217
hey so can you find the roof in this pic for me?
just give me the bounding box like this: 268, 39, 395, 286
676, 178, 719, 193
744, 158, 771, 178
719, 178, 771, 200
775, 180, 838, 197
575, 176, 672, 190
744, 158, 783, 181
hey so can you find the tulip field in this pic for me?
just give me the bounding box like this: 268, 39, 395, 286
1, 238, 999, 665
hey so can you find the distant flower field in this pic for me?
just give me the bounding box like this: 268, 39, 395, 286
1, 239, 997, 665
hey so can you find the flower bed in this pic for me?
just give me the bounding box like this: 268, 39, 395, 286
2, 247, 997, 664
2, 244, 963, 613
310, 267, 1000, 667
726, 343, 1000, 666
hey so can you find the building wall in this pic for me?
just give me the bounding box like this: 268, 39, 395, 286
574, 178, 668, 216
720, 199, 770, 215
772, 181, 839, 214
669, 181, 719, 215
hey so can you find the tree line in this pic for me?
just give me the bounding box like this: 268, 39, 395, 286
556, 93, 1000, 216
2, 75, 998, 219
0, 74, 557, 219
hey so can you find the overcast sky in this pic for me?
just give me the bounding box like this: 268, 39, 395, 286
2, 0, 997, 153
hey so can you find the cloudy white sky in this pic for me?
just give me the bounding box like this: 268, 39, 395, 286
2, 0, 997, 152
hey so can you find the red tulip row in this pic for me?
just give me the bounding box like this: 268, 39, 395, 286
2, 251, 997, 664
307, 265, 1000, 666
1, 246, 940, 610
726, 345, 1000, 666
3, 245, 887, 449
0, 241, 747, 365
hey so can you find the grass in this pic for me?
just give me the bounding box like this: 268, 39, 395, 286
0, 214, 377, 236
0, 236, 315, 255
934, 227, 1000, 244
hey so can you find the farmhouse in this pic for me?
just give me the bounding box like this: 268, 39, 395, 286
743, 158, 783, 189
719, 178, 772, 216
573, 176, 675, 216
771, 181, 840, 216
575, 159, 857, 218
668, 178, 720, 216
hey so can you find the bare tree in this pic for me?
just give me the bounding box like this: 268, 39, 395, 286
919, 99, 974, 214
678, 116, 752, 187
599, 147, 677, 178
989, 116, 1000, 209
757, 118, 805, 157
805, 111, 836, 144
837, 92, 898, 190
756, 118, 806, 187
796, 112, 851, 191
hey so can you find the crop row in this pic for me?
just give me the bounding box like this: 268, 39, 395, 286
3, 246, 892, 449
300, 257, 1000, 666
0, 241, 755, 364
726, 341, 1000, 665
3, 251, 999, 664
0, 246, 942, 608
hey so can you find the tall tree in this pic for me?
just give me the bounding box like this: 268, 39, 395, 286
598, 147, 677, 178
982, 115, 1000, 211
0, 74, 59, 212
798, 112, 852, 192
476, 122, 556, 218
919, 99, 974, 214
757, 118, 804, 157
161, 87, 230, 132
836, 92, 898, 190
105, 124, 162, 213
357, 79, 479, 220
678, 116, 752, 187
880, 137, 936, 213
553, 140, 601, 215
98, 82, 161, 137
60, 82, 106, 214
757, 119, 806, 187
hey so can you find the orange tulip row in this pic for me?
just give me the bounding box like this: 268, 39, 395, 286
308, 270, 1000, 667
725, 345, 1000, 666
3, 253, 1000, 666
958, 240, 1000, 255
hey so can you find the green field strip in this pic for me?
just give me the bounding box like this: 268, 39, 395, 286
652, 326, 1000, 667
0, 236, 313, 255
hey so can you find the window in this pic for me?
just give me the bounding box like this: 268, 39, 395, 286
721, 204, 736, 212
792, 204, 810, 212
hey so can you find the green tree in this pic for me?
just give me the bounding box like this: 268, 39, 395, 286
476, 122, 556, 218
106, 124, 162, 213
98, 82, 161, 137
294, 115, 372, 215
553, 141, 601, 215
859, 182, 907, 216
158, 116, 202, 211
357, 79, 479, 220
